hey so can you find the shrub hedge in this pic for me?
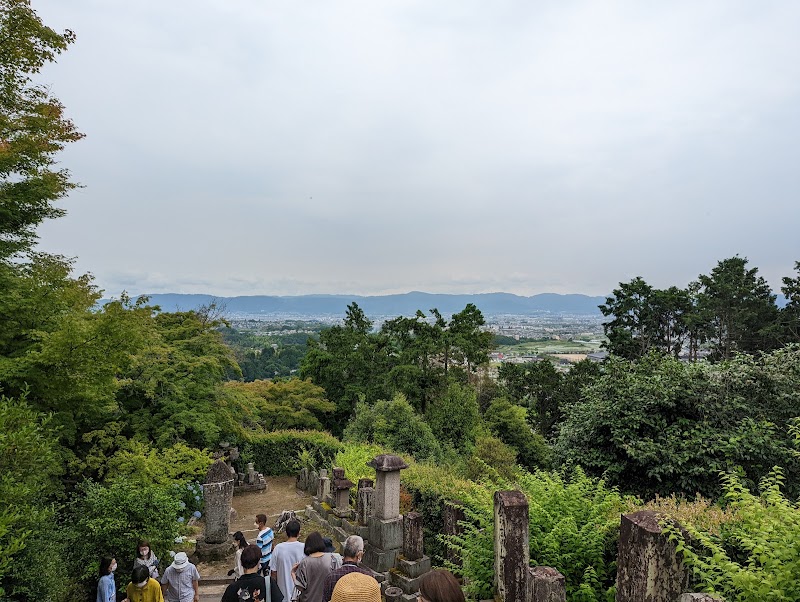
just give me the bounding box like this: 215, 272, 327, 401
237, 429, 343, 475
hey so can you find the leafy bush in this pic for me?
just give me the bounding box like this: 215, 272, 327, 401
667, 469, 800, 601
343, 394, 441, 461
484, 397, 550, 470
0, 395, 62, 600
555, 352, 800, 498
106, 441, 213, 486
238, 429, 342, 475
426, 382, 480, 453
467, 435, 518, 481
65, 478, 183, 597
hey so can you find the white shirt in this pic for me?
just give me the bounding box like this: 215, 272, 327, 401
270, 540, 305, 601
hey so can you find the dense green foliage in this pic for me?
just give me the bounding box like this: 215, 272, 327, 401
238, 429, 343, 475
484, 397, 550, 470
220, 324, 318, 379
65, 478, 183, 597
555, 349, 800, 498
344, 394, 442, 461
668, 469, 800, 601
301, 302, 493, 434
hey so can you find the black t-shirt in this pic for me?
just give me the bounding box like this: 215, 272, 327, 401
222, 573, 284, 602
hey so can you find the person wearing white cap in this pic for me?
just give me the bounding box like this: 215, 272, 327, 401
160, 552, 200, 602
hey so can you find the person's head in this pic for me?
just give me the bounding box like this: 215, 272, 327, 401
170, 551, 190, 572
241, 544, 261, 570
233, 531, 248, 549
99, 557, 116, 577
255, 513, 267, 529
131, 565, 150, 589
418, 570, 465, 602
331, 571, 380, 602
285, 519, 301, 539
137, 539, 151, 559
304, 531, 326, 555
342, 536, 364, 562
323, 537, 336, 554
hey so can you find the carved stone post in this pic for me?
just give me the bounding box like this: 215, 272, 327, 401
494, 490, 529, 602
615, 511, 689, 602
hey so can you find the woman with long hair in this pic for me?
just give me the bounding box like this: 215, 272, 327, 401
228, 531, 249, 579
96, 557, 117, 602
418, 570, 465, 602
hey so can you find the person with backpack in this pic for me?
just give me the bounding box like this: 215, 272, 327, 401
222, 544, 283, 602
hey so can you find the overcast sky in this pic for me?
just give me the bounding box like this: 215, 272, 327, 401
33, 1, 800, 297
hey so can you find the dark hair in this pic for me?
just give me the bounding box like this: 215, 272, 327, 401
233, 531, 248, 549
241, 544, 261, 569
285, 519, 301, 538
131, 565, 150, 584
98, 557, 115, 578
322, 537, 336, 553
256, 513, 267, 526
419, 570, 465, 602
137, 539, 152, 559
304, 531, 326, 555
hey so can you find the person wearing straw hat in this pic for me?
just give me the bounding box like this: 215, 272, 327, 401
330, 572, 380, 602
160, 552, 200, 602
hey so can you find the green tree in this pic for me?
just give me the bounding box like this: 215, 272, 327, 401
0, 0, 83, 259
694, 256, 780, 360
343, 394, 441, 461
779, 260, 800, 344
498, 360, 563, 439
425, 382, 480, 453
484, 397, 550, 470
600, 278, 693, 359
300, 302, 391, 434
0, 395, 61, 599
217, 378, 335, 435
554, 351, 800, 498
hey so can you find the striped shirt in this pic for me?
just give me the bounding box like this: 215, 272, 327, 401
256, 527, 274, 571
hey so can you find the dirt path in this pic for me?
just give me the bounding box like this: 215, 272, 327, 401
196, 476, 326, 581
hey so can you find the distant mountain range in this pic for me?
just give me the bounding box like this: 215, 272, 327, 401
108, 292, 608, 318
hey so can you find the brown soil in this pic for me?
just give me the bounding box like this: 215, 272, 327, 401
195, 476, 337, 579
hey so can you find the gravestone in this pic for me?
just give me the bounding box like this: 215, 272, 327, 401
494, 490, 529, 602
390, 511, 431, 594
357, 486, 375, 525
615, 511, 689, 602
333, 472, 355, 518
443, 501, 465, 566
195, 460, 235, 560
363, 454, 408, 574
527, 567, 566, 602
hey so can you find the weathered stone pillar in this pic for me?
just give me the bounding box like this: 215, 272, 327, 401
390, 511, 432, 594
333, 474, 354, 518
443, 500, 466, 566
309, 469, 319, 495
384, 586, 403, 602
494, 490, 529, 602
317, 474, 331, 502
357, 486, 375, 525
358, 477, 374, 490
527, 567, 566, 602
196, 460, 235, 560
363, 454, 408, 574
371, 454, 408, 520
615, 511, 689, 602
403, 512, 424, 560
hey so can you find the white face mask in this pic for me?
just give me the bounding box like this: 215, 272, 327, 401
136, 580, 148, 589
254, 522, 260, 529
140, 548, 150, 558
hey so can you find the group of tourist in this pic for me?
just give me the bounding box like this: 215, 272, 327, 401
97, 540, 200, 602
98, 515, 465, 602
